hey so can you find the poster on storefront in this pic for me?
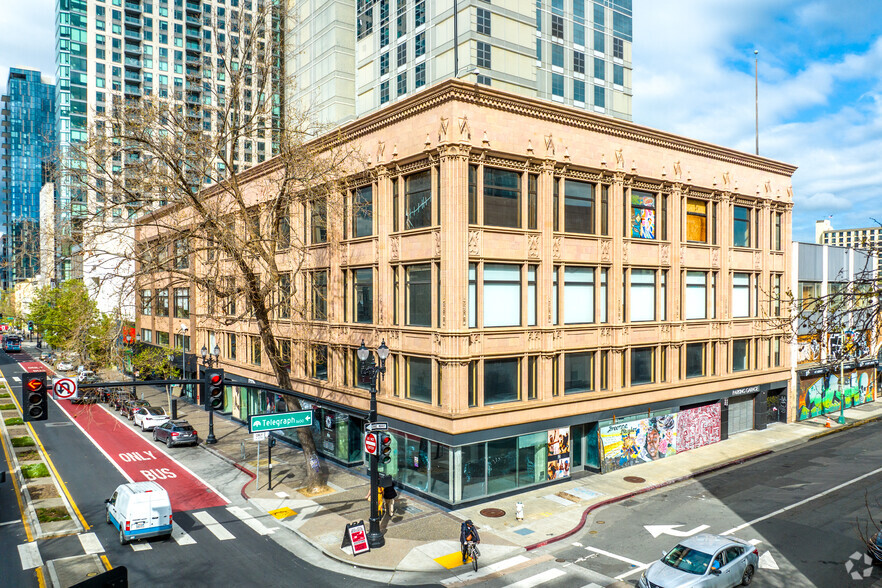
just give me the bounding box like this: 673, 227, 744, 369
676, 404, 721, 452
797, 334, 821, 365
600, 414, 677, 473
323, 412, 336, 452
546, 428, 570, 480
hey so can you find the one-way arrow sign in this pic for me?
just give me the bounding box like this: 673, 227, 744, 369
644, 524, 710, 538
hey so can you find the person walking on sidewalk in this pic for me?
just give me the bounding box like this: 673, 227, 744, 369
460, 520, 480, 563
380, 475, 398, 517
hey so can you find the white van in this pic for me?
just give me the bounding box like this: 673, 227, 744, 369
105, 481, 173, 544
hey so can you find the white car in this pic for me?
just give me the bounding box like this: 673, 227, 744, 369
133, 407, 170, 432
56, 361, 74, 372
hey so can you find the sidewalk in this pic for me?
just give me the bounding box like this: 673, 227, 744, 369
126, 377, 882, 574
32, 342, 882, 575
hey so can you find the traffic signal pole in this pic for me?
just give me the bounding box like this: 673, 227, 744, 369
367, 376, 384, 549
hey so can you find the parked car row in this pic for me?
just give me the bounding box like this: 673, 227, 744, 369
108, 391, 199, 448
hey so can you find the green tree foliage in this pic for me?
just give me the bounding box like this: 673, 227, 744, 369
130, 346, 177, 380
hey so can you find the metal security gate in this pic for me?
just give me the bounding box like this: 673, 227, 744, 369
728, 395, 755, 435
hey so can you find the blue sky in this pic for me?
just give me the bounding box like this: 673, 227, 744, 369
2, 0, 881, 243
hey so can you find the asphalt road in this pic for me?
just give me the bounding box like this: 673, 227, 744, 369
544, 419, 882, 587
0, 350, 394, 588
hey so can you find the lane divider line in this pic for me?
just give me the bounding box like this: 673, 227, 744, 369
100, 555, 113, 571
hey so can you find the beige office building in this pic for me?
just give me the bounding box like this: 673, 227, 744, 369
138, 80, 795, 505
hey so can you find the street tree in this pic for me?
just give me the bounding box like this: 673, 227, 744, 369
60, 2, 363, 491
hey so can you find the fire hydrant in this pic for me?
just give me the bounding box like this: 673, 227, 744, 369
515, 501, 524, 521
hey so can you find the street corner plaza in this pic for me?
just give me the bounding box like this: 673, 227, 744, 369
57, 400, 228, 511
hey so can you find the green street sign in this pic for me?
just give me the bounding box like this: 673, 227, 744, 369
249, 410, 313, 433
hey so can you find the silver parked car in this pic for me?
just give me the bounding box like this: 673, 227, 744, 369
638, 533, 759, 588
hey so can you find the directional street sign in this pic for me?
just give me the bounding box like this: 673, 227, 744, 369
53, 378, 77, 399
365, 422, 388, 431
253, 432, 268, 442
249, 410, 313, 433
364, 432, 377, 455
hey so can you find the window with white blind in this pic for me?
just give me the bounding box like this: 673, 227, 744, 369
630, 269, 655, 322
564, 267, 594, 324
484, 264, 521, 327
733, 273, 750, 318
685, 271, 707, 320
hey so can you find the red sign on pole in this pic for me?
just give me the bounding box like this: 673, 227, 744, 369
364, 432, 377, 456
347, 522, 371, 556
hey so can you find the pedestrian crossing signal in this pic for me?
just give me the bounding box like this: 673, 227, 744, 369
22, 372, 47, 422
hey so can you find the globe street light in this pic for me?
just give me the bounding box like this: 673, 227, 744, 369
357, 339, 389, 548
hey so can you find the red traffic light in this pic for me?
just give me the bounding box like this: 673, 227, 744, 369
26, 379, 44, 392
210, 374, 223, 385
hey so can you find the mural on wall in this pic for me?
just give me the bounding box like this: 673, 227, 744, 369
797, 368, 876, 421
797, 334, 822, 365
600, 414, 677, 473
676, 404, 722, 453
547, 428, 571, 479
631, 193, 656, 239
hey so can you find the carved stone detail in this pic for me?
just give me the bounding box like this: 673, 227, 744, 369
469, 333, 480, 346
390, 235, 400, 260
463, 300, 468, 327
434, 333, 442, 351
622, 241, 629, 263
601, 240, 612, 262
552, 236, 562, 259
661, 244, 670, 265
434, 231, 442, 256
711, 249, 720, 267
438, 117, 449, 142
673, 160, 682, 180
528, 235, 540, 258
458, 116, 471, 141
754, 251, 761, 269
615, 148, 625, 170
468, 230, 481, 255
679, 246, 686, 265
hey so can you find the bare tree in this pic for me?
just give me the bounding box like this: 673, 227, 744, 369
60, 2, 364, 490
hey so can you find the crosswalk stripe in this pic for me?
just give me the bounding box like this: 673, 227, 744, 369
17, 542, 42, 570
227, 506, 276, 536
441, 555, 531, 585
172, 522, 197, 545
505, 568, 566, 588
78, 532, 104, 554
193, 511, 235, 541
131, 542, 153, 551
12, 376, 20, 382
585, 546, 644, 567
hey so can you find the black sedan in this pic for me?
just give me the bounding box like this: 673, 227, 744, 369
121, 399, 150, 420
152, 420, 198, 447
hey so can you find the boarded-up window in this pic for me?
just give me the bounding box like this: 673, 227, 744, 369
686, 199, 707, 243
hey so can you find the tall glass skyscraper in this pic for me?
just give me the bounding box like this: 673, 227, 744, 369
1, 68, 56, 289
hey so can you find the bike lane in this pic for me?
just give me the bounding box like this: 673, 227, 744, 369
55, 400, 229, 512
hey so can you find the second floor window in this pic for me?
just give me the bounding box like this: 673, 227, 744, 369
406, 264, 431, 326
354, 185, 373, 238
483, 167, 520, 228
353, 268, 373, 323
309, 199, 327, 244
733, 205, 751, 247
174, 239, 188, 269
405, 171, 432, 229
564, 179, 594, 234
173, 287, 190, 318
312, 270, 328, 321
140, 289, 152, 315
155, 288, 169, 316
484, 264, 520, 327
630, 269, 655, 322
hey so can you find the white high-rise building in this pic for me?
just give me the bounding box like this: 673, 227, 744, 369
289, 0, 634, 127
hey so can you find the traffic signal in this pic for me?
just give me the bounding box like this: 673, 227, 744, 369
378, 433, 392, 465
203, 368, 225, 411
22, 372, 48, 422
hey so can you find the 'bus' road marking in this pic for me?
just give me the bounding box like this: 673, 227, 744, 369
505, 568, 566, 588
193, 511, 235, 540
172, 522, 196, 545
17, 542, 42, 570
78, 532, 104, 554
227, 505, 277, 536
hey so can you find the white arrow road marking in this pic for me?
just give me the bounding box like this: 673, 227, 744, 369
722, 464, 882, 536
18, 542, 42, 570
644, 524, 710, 538
506, 568, 566, 588
227, 505, 277, 535
193, 511, 235, 540
759, 551, 779, 570
78, 532, 104, 554
172, 522, 196, 545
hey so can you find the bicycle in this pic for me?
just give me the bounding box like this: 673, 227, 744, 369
464, 540, 480, 572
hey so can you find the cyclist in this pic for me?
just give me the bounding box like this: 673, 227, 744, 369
460, 519, 480, 563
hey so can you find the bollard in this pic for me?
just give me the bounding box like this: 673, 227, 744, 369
516, 501, 524, 521
171, 398, 178, 420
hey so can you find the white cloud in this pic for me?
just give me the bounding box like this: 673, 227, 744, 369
633, 0, 882, 242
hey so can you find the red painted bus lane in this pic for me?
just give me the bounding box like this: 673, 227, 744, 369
56, 400, 229, 512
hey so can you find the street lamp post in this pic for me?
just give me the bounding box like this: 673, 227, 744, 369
357, 339, 389, 549
201, 343, 221, 445
179, 324, 189, 398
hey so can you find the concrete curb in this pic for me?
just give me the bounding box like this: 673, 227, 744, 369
198, 443, 256, 500
524, 449, 773, 551
808, 415, 882, 440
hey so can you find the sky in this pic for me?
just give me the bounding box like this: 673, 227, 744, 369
1, 0, 881, 243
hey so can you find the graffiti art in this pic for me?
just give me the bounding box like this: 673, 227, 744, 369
797, 368, 876, 420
